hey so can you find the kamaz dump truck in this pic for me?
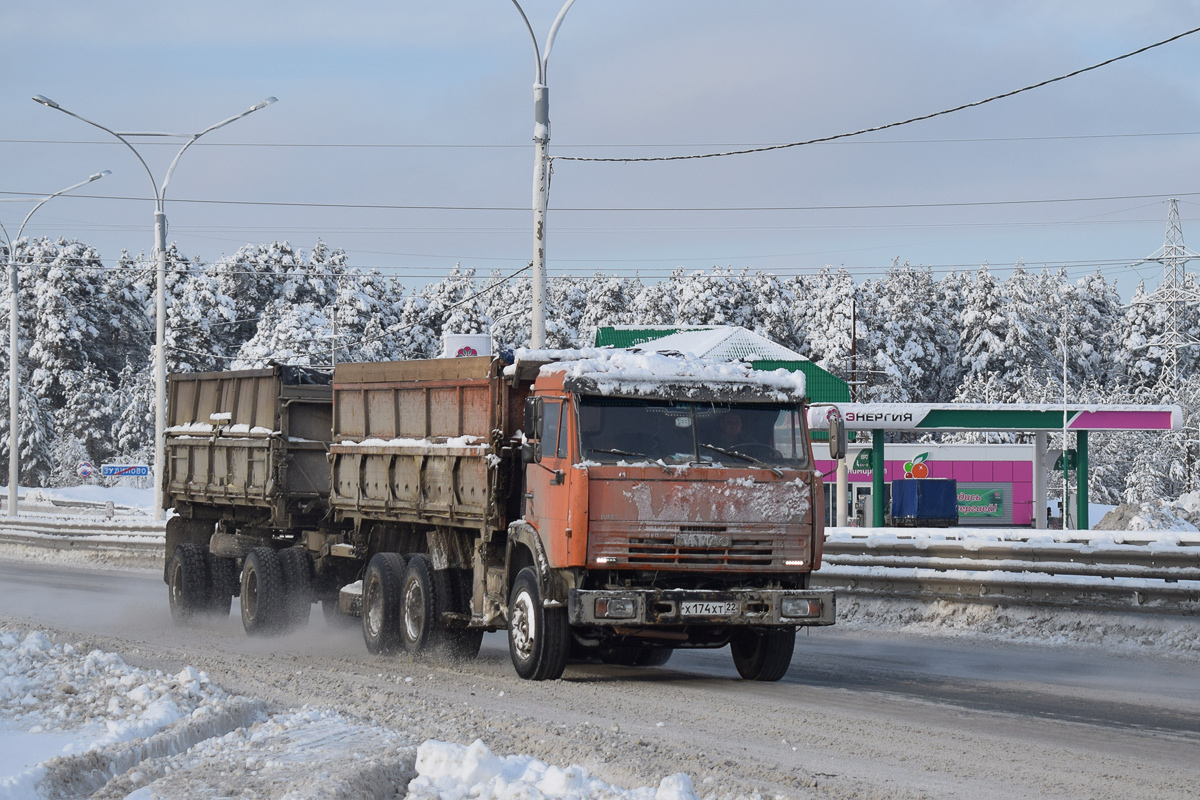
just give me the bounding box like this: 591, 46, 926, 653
163, 350, 842, 681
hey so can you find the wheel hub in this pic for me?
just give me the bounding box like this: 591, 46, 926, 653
511, 590, 536, 659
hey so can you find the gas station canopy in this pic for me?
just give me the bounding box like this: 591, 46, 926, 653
808, 403, 1182, 530
808, 403, 1181, 432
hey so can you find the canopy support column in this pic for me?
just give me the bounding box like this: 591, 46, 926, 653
872, 429, 885, 528
1076, 430, 1089, 530
1033, 431, 1048, 529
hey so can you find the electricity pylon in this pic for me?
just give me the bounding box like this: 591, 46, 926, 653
1133, 199, 1200, 394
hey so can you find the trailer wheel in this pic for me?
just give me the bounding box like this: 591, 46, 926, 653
730, 627, 796, 681
241, 547, 286, 636
362, 553, 406, 655
507, 567, 569, 681
278, 548, 314, 629
168, 544, 210, 623
400, 554, 446, 657
205, 552, 238, 616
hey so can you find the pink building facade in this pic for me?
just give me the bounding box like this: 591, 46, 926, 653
814, 443, 1035, 527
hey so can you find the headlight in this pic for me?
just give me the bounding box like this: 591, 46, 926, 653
780, 597, 821, 619
595, 597, 636, 619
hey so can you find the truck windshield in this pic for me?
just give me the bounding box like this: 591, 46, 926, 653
577, 397, 811, 469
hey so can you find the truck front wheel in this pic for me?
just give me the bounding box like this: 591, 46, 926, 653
168, 544, 209, 623
241, 547, 286, 636
362, 553, 406, 655
507, 567, 569, 681
730, 627, 796, 682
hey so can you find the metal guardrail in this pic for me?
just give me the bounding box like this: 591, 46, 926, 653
1, 517, 1198, 614
0, 516, 164, 557
818, 530, 1200, 614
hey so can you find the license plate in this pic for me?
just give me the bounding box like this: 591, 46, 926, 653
680, 601, 738, 617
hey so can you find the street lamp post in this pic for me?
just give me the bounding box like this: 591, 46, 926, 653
33, 95, 277, 521
1, 171, 110, 516
509, 0, 578, 349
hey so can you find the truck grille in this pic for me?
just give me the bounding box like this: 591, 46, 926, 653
618, 526, 776, 567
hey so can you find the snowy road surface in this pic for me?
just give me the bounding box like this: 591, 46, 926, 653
2, 558, 1200, 799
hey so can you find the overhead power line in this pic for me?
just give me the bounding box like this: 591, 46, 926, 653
2, 189, 1199, 213
5, 130, 1200, 149
556, 25, 1200, 163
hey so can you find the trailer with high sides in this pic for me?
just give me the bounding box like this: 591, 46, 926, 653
163, 350, 844, 681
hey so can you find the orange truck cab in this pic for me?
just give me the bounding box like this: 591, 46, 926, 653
507, 349, 838, 680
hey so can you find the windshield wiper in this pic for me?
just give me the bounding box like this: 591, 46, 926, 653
698, 442, 783, 477
587, 447, 648, 459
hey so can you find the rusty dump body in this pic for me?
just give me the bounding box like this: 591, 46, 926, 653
163, 351, 835, 680
164, 365, 333, 529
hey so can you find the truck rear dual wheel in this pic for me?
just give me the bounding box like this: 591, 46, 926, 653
362, 553, 406, 655
278, 547, 314, 628
730, 627, 796, 682
206, 552, 238, 616
396, 556, 485, 661
507, 567, 569, 681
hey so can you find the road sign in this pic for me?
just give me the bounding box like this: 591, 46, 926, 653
77, 461, 94, 479
1052, 449, 1077, 471
101, 464, 150, 477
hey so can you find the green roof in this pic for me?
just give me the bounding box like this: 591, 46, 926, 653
593, 326, 851, 403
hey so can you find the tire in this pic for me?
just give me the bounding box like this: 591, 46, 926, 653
636, 647, 674, 667
241, 547, 286, 636
362, 553, 406, 655
205, 552, 238, 616
507, 567, 569, 681
167, 544, 210, 623
730, 627, 796, 682
400, 555, 445, 656
599, 645, 674, 667
277, 547, 314, 629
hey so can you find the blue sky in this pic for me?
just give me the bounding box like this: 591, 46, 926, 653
5, 1, 1200, 297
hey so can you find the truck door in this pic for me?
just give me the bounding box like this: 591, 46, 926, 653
526, 398, 572, 566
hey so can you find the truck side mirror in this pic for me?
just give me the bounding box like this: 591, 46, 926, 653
524, 397, 543, 439
828, 412, 847, 460
522, 441, 542, 464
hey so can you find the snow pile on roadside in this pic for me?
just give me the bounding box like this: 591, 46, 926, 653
1, 631, 704, 800
837, 596, 1200, 659
407, 739, 699, 800
1095, 490, 1200, 532
0, 630, 227, 750
115, 707, 415, 800
0, 628, 263, 799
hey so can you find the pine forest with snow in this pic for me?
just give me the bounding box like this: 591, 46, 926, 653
0, 236, 1193, 505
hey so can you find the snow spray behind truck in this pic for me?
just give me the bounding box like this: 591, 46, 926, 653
163, 350, 843, 681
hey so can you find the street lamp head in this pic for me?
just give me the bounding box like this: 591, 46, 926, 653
32, 95, 60, 109
252, 97, 278, 111
89, 170, 112, 181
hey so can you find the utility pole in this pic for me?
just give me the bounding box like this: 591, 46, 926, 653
509, 0, 578, 349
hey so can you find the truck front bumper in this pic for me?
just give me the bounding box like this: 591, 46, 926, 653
567, 588, 836, 627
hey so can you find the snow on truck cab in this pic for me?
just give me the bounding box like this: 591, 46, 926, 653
162, 350, 843, 682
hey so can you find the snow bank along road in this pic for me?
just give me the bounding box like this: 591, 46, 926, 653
2, 559, 1200, 799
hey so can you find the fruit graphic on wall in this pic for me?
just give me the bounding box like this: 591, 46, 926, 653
903, 452, 929, 479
